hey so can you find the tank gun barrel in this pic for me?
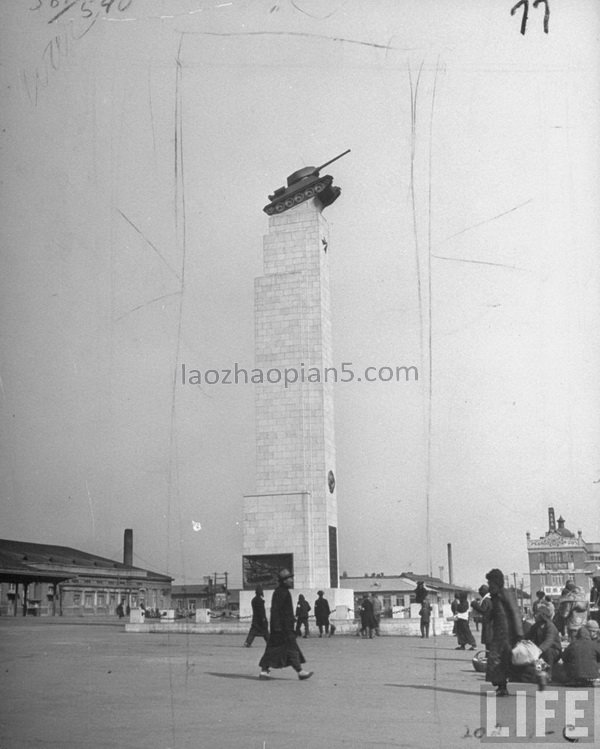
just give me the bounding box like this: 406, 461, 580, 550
314, 148, 351, 174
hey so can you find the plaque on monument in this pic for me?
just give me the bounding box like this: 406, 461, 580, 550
242, 553, 294, 590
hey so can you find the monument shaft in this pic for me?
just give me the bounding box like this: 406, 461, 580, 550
243, 199, 339, 591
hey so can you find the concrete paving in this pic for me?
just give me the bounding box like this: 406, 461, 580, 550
0, 617, 597, 748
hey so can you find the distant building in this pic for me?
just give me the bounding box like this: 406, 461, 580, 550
170, 581, 240, 615
0, 530, 172, 617
526, 507, 599, 600
339, 572, 472, 618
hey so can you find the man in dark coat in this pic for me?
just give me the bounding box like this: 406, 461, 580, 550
485, 568, 524, 696
471, 585, 492, 647
415, 581, 427, 605
258, 569, 313, 681
314, 590, 335, 637
419, 596, 431, 638
359, 594, 377, 638
295, 594, 311, 638
244, 585, 269, 647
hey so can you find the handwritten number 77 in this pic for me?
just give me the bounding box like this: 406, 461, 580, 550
511, 0, 550, 35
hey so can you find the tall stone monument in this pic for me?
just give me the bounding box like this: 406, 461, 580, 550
240, 152, 354, 620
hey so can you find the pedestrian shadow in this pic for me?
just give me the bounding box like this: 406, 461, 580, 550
385, 683, 481, 697
206, 671, 262, 681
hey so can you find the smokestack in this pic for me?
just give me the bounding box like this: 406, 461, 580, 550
124, 529, 133, 567
447, 542, 454, 585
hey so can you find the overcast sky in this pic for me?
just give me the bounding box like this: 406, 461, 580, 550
1, 0, 599, 590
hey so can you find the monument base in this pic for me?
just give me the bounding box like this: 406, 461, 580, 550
239, 587, 355, 625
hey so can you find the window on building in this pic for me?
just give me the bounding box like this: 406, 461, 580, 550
73, 593, 81, 605
84, 592, 94, 607
188, 599, 197, 611
97, 592, 106, 606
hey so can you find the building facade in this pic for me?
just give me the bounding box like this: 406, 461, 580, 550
0, 531, 172, 617
526, 507, 596, 599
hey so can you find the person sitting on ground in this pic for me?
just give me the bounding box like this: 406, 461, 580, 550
559, 626, 600, 687
585, 619, 600, 641
532, 590, 546, 616
526, 605, 562, 685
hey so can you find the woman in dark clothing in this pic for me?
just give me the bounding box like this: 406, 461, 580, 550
454, 591, 476, 650
244, 585, 269, 647
485, 567, 524, 696
258, 569, 313, 681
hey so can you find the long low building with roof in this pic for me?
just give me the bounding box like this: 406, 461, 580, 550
0, 530, 172, 617
339, 572, 473, 619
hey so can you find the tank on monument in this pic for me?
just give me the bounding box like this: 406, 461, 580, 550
263, 149, 350, 216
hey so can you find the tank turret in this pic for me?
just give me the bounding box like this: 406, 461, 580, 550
263, 149, 350, 216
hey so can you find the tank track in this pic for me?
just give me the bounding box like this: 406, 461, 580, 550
263, 176, 333, 216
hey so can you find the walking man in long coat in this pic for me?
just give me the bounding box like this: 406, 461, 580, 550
244, 585, 269, 647
258, 569, 313, 681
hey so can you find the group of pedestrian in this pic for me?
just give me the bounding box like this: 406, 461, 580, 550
244, 571, 337, 681
467, 568, 600, 696
358, 593, 381, 638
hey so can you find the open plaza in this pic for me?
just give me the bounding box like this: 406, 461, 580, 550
1, 617, 598, 749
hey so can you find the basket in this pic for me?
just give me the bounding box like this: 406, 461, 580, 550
472, 650, 487, 673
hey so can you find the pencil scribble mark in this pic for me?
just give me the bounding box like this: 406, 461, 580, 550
432, 255, 524, 272
48, 0, 79, 24
290, 0, 347, 20
85, 480, 96, 537
117, 209, 181, 281
435, 199, 533, 246
180, 30, 407, 52
114, 291, 182, 322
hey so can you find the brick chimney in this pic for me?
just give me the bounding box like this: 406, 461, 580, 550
124, 529, 133, 567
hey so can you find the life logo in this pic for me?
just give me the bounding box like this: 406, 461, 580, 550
479, 684, 595, 743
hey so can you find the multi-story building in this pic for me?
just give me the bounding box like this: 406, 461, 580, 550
0, 530, 172, 617
526, 507, 595, 599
